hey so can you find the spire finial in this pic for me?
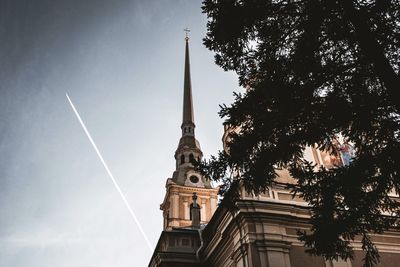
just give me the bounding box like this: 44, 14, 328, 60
184, 27, 190, 40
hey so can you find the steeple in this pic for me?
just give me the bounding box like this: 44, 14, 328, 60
158, 31, 219, 231
175, 33, 201, 156
181, 35, 195, 137
171, 33, 211, 188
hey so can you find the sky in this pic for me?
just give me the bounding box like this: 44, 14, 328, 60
0, 0, 239, 266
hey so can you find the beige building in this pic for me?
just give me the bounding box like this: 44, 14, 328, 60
148, 38, 400, 267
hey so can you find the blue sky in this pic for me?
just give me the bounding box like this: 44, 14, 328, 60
0, 0, 239, 266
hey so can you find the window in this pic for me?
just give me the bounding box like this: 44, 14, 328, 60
181, 155, 185, 164
190, 175, 199, 183
189, 153, 194, 163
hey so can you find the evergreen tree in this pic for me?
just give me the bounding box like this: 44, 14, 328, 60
201, 1, 400, 266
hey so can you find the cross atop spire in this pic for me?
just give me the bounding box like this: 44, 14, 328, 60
184, 27, 190, 40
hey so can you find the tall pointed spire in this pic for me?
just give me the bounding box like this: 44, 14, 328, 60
171, 31, 210, 187
181, 33, 195, 137
182, 36, 194, 125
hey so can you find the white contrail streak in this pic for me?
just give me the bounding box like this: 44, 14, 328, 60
66, 93, 153, 252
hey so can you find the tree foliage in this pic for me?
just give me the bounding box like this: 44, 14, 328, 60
200, 0, 400, 265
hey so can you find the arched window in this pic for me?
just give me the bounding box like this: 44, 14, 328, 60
189, 153, 194, 163
181, 154, 185, 164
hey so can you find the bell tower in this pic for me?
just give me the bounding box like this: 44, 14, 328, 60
160, 35, 219, 230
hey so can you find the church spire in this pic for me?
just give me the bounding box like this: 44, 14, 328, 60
181, 31, 195, 137
156, 30, 218, 232
171, 31, 209, 187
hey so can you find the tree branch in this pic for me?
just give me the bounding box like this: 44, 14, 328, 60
339, 0, 400, 111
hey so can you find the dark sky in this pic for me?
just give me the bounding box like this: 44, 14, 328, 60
0, 0, 239, 266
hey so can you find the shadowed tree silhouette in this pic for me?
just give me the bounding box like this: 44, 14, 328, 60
200, 1, 400, 266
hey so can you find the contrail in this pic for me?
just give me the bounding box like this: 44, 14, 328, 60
66, 93, 153, 252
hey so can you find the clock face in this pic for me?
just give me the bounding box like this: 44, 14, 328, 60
189, 175, 199, 184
